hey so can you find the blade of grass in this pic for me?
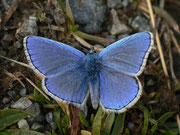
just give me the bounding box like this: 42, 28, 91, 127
111, 113, 126, 135
146, 0, 169, 78
137, 102, 150, 135
92, 107, 103, 135
79, 111, 90, 128
101, 113, 115, 135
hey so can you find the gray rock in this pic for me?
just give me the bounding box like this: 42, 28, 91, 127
110, 9, 130, 35
45, 112, 53, 123
18, 119, 29, 129
107, 0, 123, 9
11, 97, 32, 109
31, 123, 44, 131
2, 97, 10, 104
14, 41, 22, 49
3, 34, 14, 42
19, 88, 27, 97
69, 0, 106, 33
25, 103, 41, 116
2, 0, 12, 11
0, 40, 10, 49
7, 91, 16, 100
50, 122, 57, 130
0, 50, 7, 62
118, 34, 129, 40
131, 15, 150, 32
27, 114, 45, 125
107, 0, 129, 8
128, 122, 135, 130
147, 79, 155, 86
16, 16, 38, 40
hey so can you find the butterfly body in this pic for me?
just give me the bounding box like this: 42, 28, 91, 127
24, 32, 153, 113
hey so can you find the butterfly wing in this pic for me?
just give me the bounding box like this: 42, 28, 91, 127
99, 67, 141, 113
98, 32, 153, 112
24, 36, 88, 107
24, 36, 85, 78
98, 32, 153, 76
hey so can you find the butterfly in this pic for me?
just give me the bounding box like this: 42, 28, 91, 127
23, 32, 153, 113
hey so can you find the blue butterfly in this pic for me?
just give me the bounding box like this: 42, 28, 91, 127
23, 32, 153, 113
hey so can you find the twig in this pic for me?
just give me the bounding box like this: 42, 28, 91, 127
0, 55, 30, 69
23, 76, 50, 101
170, 31, 180, 56
146, 0, 169, 78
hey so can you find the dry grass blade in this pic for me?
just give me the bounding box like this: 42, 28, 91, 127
170, 31, 180, 55
66, 0, 74, 24
4, 70, 25, 88
24, 76, 50, 101
153, 6, 180, 35
169, 45, 178, 84
0, 55, 30, 69
72, 32, 103, 52
177, 114, 180, 132
146, 0, 169, 78
3, 0, 22, 26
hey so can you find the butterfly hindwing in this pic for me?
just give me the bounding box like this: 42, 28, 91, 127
99, 67, 142, 113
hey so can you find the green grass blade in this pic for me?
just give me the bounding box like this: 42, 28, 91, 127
101, 113, 115, 135
0, 109, 35, 131
92, 107, 103, 135
79, 111, 90, 128
3, 129, 45, 135
158, 112, 174, 126
111, 112, 126, 135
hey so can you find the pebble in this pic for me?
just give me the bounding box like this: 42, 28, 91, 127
50, 122, 57, 130
69, 0, 106, 33
10, 97, 32, 109
131, 15, 150, 32
45, 112, 53, 123
2, 97, 10, 104
14, 41, 23, 49
107, 0, 123, 9
19, 88, 27, 97
128, 122, 135, 130
3, 34, 14, 42
110, 9, 130, 35
31, 123, 44, 131
147, 79, 155, 86
118, 34, 129, 40
0, 50, 7, 62
16, 16, 38, 40
18, 119, 29, 129
7, 90, 16, 100
27, 114, 45, 126
0, 40, 10, 49
25, 103, 41, 116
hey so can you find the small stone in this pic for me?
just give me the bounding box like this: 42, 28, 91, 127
0, 40, 10, 49
19, 88, 27, 97
122, 0, 129, 7
14, 41, 22, 49
107, 0, 123, 9
50, 122, 57, 130
11, 97, 32, 109
18, 119, 29, 129
147, 79, 155, 86
25, 103, 41, 116
110, 9, 130, 35
139, 113, 144, 119
16, 16, 38, 40
0, 50, 7, 62
31, 123, 44, 131
131, 15, 150, 32
7, 91, 16, 100
2, 97, 10, 104
69, 0, 106, 33
118, 34, 129, 40
3, 34, 14, 42
27, 114, 45, 125
128, 122, 135, 130
45, 112, 53, 123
